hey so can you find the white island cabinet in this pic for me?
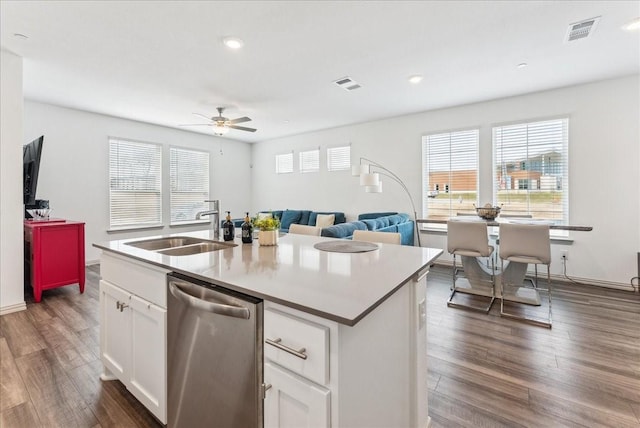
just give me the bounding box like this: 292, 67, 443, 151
94, 232, 441, 428
99, 252, 169, 424
263, 270, 428, 428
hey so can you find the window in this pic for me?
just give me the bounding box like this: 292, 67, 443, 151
493, 118, 568, 223
275, 152, 293, 174
170, 147, 209, 224
422, 129, 479, 220
327, 145, 351, 171
109, 138, 162, 228
299, 149, 320, 173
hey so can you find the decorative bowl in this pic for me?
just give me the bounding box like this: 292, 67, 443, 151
475, 205, 501, 220
27, 208, 52, 220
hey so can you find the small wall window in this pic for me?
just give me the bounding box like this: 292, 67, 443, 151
275, 152, 294, 174
327, 145, 351, 171
299, 149, 320, 173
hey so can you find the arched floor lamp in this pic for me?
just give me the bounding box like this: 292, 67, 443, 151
352, 157, 422, 247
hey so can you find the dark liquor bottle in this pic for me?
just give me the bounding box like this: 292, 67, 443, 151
223, 211, 235, 242
241, 212, 253, 244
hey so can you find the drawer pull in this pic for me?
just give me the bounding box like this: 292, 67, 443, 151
415, 269, 429, 283
266, 337, 308, 360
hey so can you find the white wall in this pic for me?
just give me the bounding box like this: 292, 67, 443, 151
0, 50, 26, 313
252, 75, 640, 287
24, 101, 253, 262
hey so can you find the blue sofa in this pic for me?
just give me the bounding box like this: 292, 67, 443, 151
321, 212, 415, 246
256, 210, 347, 232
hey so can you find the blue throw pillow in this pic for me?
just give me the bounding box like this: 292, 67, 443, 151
387, 215, 403, 225
361, 219, 378, 230
280, 210, 302, 230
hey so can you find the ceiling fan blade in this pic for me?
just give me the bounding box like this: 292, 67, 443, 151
229, 125, 257, 132
178, 123, 212, 127
228, 116, 251, 125
192, 113, 212, 121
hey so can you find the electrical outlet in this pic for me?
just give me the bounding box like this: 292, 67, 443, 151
561, 250, 568, 260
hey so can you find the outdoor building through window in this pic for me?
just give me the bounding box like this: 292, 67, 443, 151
493, 118, 569, 224
170, 147, 210, 224
422, 129, 479, 221
109, 138, 162, 229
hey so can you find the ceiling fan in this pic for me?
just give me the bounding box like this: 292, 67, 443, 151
179, 107, 257, 136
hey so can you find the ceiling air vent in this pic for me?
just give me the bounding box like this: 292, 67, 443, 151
334, 76, 361, 91
565, 16, 600, 42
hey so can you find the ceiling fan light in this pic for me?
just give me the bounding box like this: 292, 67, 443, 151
214, 123, 229, 135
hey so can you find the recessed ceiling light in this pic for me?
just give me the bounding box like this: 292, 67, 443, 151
623, 17, 640, 31
13, 33, 28, 39
283, 120, 290, 124
408, 75, 423, 84
517, 62, 528, 69
223, 37, 244, 49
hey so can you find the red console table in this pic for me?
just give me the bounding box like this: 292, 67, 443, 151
24, 219, 85, 302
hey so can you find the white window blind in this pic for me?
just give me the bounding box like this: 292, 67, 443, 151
109, 138, 162, 228
275, 152, 293, 174
299, 149, 320, 173
493, 118, 569, 223
422, 129, 479, 220
170, 147, 210, 224
327, 145, 351, 171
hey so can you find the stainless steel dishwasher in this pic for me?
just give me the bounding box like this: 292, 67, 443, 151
167, 273, 263, 428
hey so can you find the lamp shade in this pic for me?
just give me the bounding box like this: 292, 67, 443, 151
360, 172, 379, 187
365, 180, 382, 193
351, 164, 370, 176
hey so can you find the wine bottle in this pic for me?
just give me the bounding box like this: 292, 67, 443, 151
223, 211, 235, 242
241, 212, 253, 244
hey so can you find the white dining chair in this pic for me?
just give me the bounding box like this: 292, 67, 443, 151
499, 222, 552, 328
446, 220, 496, 313
288, 224, 322, 236
352, 230, 401, 245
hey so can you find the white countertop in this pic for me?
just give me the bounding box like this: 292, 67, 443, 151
94, 231, 442, 325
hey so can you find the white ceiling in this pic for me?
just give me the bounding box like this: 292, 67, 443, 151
1, 1, 638, 143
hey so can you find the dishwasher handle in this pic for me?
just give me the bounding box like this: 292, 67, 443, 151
169, 280, 251, 319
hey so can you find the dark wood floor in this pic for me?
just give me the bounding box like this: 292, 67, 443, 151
1, 265, 638, 427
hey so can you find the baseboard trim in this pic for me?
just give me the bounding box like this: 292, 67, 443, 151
0, 301, 27, 315
432, 261, 635, 292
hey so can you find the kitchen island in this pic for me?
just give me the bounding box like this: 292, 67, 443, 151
94, 231, 442, 427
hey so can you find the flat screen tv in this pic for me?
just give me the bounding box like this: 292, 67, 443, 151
23, 135, 44, 206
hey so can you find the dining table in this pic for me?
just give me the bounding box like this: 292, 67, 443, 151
417, 217, 593, 304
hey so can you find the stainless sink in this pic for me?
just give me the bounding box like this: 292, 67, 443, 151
158, 242, 237, 256
125, 236, 213, 251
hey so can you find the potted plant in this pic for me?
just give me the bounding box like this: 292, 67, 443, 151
252, 215, 281, 246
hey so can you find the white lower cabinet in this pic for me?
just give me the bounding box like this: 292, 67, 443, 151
263, 273, 429, 428
264, 362, 330, 428
99, 253, 168, 424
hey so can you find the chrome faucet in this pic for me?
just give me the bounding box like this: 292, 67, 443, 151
196, 199, 220, 239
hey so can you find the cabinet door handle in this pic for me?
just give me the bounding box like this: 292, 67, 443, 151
116, 301, 129, 312
265, 337, 308, 360
262, 383, 272, 399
